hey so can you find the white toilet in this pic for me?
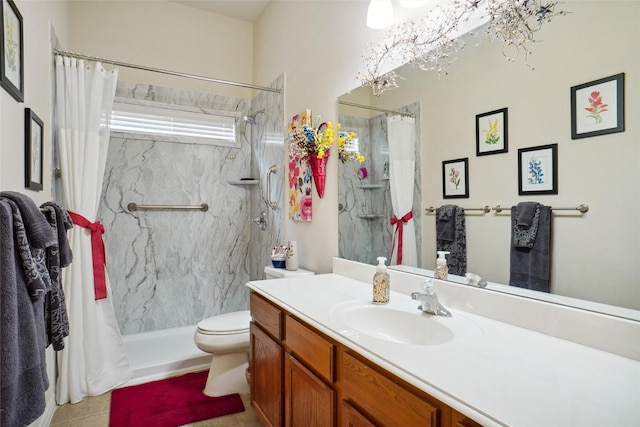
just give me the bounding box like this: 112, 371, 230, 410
194, 310, 251, 397
193, 266, 314, 397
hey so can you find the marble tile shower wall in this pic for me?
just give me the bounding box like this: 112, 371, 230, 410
338, 102, 421, 266
98, 80, 284, 335
247, 75, 285, 281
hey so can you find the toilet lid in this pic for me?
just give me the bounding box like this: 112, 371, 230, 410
197, 310, 251, 335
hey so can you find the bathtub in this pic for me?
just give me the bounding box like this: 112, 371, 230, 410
122, 324, 210, 386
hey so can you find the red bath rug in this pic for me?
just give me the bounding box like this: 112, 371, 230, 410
109, 370, 245, 426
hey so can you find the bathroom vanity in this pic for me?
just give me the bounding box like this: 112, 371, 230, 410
247, 266, 639, 426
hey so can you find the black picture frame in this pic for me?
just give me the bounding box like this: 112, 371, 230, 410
442, 157, 469, 199
25, 108, 44, 191
0, 0, 24, 102
476, 107, 508, 156
518, 144, 557, 196
570, 73, 624, 140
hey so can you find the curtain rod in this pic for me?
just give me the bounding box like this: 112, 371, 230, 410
54, 50, 281, 94
338, 100, 414, 118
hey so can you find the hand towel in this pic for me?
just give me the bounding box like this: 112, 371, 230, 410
509, 204, 552, 292
512, 202, 541, 249
40, 203, 71, 351
435, 205, 456, 242
0, 191, 56, 249
436, 205, 466, 275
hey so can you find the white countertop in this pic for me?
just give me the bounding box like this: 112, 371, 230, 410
247, 273, 640, 427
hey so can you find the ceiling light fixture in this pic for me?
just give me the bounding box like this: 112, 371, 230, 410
367, 0, 395, 29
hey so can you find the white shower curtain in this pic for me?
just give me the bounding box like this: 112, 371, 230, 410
387, 115, 417, 266
54, 56, 131, 404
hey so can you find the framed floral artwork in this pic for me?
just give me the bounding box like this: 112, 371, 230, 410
476, 108, 508, 156
1, 0, 23, 102
571, 73, 624, 139
25, 108, 44, 191
442, 157, 468, 199
518, 144, 557, 195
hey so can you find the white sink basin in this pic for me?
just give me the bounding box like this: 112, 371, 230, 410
341, 305, 455, 345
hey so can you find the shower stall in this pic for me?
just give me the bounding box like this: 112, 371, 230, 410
95, 77, 285, 380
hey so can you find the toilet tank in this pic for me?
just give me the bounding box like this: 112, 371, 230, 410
264, 266, 315, 279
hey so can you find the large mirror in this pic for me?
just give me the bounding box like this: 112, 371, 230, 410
338, 1, 639, 317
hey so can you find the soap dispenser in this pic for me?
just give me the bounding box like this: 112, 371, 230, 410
434, 251, 450, 280
372, 256, 390, 304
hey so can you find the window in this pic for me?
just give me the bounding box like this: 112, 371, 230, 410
110, 102, 237, 147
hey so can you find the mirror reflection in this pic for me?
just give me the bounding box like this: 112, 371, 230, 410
338, 98, 422, 266
338, 1, 639, 314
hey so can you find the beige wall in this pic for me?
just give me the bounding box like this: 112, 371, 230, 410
65, 0, 254, 98
254, 0, 380, 274
254, 1, 639, 308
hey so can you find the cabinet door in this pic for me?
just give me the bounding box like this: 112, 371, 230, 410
251, 322, 283, 427
285, 353, 335, 427
341, 400, 377, 427
451, 410, 484, 427
342, 351, 442, 426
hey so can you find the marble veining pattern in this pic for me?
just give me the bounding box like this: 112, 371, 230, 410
339, 102, 421, 266
98, 80, 284, 334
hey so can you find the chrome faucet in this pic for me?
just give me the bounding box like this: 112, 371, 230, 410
411, 279, 452, 317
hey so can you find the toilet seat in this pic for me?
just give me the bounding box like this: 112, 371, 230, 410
196, 310, 250, 336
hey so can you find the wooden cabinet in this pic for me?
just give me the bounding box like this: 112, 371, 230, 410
451, 410, 484, 427
250, 291, 483, 427
250, 322, 283, 427
285, 353, 335, 427
341, 351, 446, 427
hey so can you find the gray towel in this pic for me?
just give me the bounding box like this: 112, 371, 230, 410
436, 205, 456, 242
436, 205, 466, 275
40, 204, 72, 351
0, 191, 56, 249
2, 198, 52, 299
509, 205, 552, 292
1, 200, 49, 427
512, 202, 541, 248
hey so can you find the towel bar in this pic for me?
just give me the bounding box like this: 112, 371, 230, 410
425, 206, 491, 214
492, 204, 589, 213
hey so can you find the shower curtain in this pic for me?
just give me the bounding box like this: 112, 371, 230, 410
54, 56, 131, 404
387, 115, 418, 266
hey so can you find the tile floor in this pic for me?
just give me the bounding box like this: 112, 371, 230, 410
50, 391, 263, 426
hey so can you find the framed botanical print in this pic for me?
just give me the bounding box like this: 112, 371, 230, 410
25, 108, 44, 191
518, 144, 557, 195
442, 157, 469, 199
571, 73, 624, 139
1, 0, 23, 102
476, 108, 508, 156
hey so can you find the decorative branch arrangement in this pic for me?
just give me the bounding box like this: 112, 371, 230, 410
358, 0, 567, 96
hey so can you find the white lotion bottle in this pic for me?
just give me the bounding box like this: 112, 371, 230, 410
372, 256, 390, 304
285, 240, 299, 271
434, 251, 450, 280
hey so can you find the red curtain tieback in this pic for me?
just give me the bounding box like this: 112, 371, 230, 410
390, 211, 413, 264
68, 211, 107, 300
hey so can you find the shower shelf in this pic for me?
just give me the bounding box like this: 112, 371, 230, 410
228, 180, 259, 185
356, 184, 383, 189
357, 214, 383, 219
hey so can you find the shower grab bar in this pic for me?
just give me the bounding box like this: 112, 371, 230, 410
127, 202, 209, 212
425, 206, 491, 214
266, 165, 278, 210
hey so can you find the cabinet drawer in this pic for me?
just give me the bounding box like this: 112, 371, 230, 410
285, 315, 335, 382
250, 292, 283, 340
342, 351, 441, 427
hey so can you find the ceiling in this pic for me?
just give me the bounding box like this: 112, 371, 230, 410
170, 0, 271, 23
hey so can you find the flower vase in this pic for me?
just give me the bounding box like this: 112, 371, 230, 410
309, 152, 329, 198
285, 240, 299, 271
